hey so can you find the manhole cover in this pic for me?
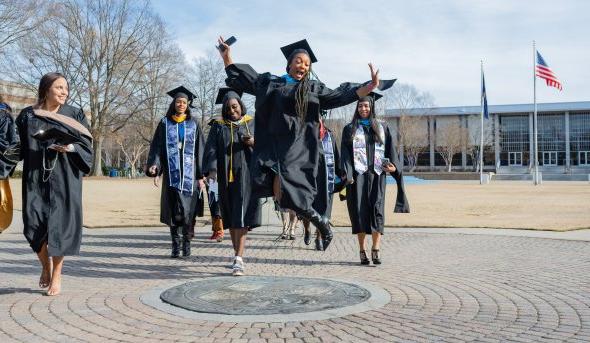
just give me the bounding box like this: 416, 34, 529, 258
141, 276, 390, 322
160, 276, 371, 315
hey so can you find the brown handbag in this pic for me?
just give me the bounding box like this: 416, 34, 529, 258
0, 178, 13, 232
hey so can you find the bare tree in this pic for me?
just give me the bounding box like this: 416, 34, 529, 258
384, 82, 435, 170
3, 0, 169, 176
187, 51, 226, 127
398, 115, 426, 171
466, 115, 494, 172
112, 125, 149, 178
0, 0, 45, 56
436, 119, 467, 172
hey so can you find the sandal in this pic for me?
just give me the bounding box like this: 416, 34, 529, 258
360, 250, 370, 265
371, 249, 381, 265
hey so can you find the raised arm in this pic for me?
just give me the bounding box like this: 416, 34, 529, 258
217, 36, 234, 67
356, 63, 380, 98
319, 63, 382, 110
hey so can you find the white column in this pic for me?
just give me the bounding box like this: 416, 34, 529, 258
565, 112, 570, 170
461, 116, 467, 170
429, 116, 435, 170
529, 113, 534, 169
494, 114, 500, 170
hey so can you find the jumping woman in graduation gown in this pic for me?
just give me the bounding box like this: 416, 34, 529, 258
146, 87, 205, 258
16, 72, 94, 296
217, 36, 381, 250
204, 88, 261, 276
340, 93, 409, 265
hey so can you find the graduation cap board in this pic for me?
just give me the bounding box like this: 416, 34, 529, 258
32, 127, 82, 145
215, 88, 243, 105
167, 86, 196, 108
280, 39, 318, 63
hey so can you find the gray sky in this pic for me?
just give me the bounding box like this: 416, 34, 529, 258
152, 0, 589, 107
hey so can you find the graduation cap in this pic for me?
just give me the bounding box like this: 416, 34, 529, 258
32, 127, 82, 145
215, 88, 243, 105
359, 92, 383, 103
167, 86, 196, 107
280, 39, 318, 64
377, 79, 397, 91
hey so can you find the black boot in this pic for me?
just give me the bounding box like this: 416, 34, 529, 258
182, 225, 191, 257
170, 226, 180, 258
302, 209, 333, 251
314, 237, 323, 251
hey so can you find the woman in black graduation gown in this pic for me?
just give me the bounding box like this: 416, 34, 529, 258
0, 97, 19, 232
203, 88, 261, 276
217, 36, 380, 251
146, 87, 205, 258
16, 72, 94, 296
340, 93, 409, 265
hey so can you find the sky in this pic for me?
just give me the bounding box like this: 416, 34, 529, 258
151, 0, 590, 107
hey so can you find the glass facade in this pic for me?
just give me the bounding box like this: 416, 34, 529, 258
570, 112, 590, 166
538, 114, 566, 166
499, 115, 530, 167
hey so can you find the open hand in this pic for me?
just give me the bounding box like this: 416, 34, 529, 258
368, 63, 380, 91
49, 144, 74, 153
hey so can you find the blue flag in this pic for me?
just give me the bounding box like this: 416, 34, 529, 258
481, 69, 489, 119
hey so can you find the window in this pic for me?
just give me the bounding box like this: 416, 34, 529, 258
509, 152, 522, 166
542, 151, 557, 166
579, 151, 590, 166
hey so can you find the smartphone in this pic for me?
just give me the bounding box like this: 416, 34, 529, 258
381, 157, 391, 166
217, 36, 237, 52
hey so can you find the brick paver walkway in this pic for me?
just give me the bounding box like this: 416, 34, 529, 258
1, 221, 589, 342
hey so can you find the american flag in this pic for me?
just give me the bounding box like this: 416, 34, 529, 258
536, 51, 562, 91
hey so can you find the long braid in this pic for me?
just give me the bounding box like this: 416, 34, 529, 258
294, 65, 312, 127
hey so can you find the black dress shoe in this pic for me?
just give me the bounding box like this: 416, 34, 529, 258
360, 250, 370, 265
314, 238, 323, 251
371, 249, 381, 265
304, 211, 333, 250
304, 229, 311, 245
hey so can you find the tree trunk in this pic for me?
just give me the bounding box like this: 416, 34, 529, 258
91, 135, 104, 176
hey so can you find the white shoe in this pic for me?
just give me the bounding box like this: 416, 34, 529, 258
232, 256, 244, 276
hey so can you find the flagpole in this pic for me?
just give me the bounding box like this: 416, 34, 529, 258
480, 60, 484, 184
533, 40, 539, 185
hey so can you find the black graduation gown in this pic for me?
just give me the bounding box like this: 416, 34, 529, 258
225, 63, 360, 215
341, 122, 410, 234
146, 117, 205, 227
16, 105, 93, 255
0, 108, 19, 178
203, 115, 261, 229
314, 129, 345, 219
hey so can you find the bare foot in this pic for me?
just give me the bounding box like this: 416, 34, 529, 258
46, 274, 61, 296
39, 267, 51, 288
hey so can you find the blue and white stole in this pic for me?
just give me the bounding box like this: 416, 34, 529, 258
322, 132, 336, 193
165, 118, 197, 195
353, 121, 386, 175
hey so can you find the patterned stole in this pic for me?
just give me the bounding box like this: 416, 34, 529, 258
353, 123, 386, 175
165, 118, 196, 194
322, 132, 336, 193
